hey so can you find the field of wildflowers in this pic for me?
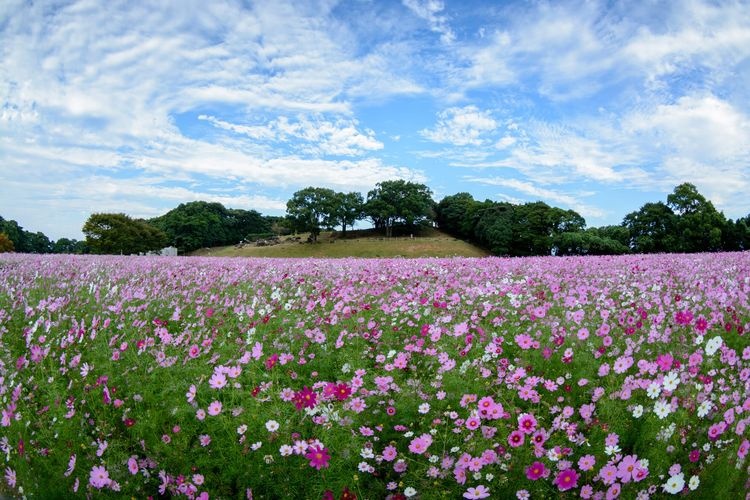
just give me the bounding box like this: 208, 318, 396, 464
0, 252, 748, 499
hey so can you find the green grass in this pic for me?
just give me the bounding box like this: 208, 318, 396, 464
190, 228, 490, 258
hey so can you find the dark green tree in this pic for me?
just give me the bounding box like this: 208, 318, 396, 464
364, 180, 435, 237
286, 187, 337, 242
25, 231, 52, 253
52, 238, 87, 254
83, 213, 167, 254
473, 203, 515, 255
666, 183, 727, 252
622, 202, 677, 253
436, 192, 478, 240
333, 192, 364, 237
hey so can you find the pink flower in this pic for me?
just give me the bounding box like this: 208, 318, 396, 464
518, 413, 537, 434
305, 446, 330, 470
600, 464, 618, 485
578, 454, 596, 471
199, 434, 211, 447
463, 485, 491, 499
616, 455, 639, 483
688, 449, 700, 462
525, 461, 547, 480
207, 401, 222, 416
508, 430, 524, 448
738, 439, 749, 459
382, 445, 397, 461
209, 371, 227, 389
127, 456, 139, 475
408, 434, 433, 454
606, 482, 621, 499
553, 468, 579, 491
89, 465, 111, 489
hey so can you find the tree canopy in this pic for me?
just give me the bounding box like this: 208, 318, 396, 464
83, 213, 167, 255
364, 180, 435, 237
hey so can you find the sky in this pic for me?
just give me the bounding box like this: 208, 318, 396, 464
2, 0, 750, 241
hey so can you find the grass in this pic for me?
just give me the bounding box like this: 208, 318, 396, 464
189, 228, 490, 258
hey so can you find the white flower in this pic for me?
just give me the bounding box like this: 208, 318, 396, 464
647, 382, 661, 399
663, 372, 679, 392
360, 448, 374, 459
604, 445, 621, 456
418, 403, 430, 414
632, 405, 644, 418
279, 445, 293, 456
663, 472, 685, 494
705, 336, 722, 356
341, 363, 351, 373
485, 473, 494, 481
697, 401, 712, 418
404, 486, 417, 497
654, 400, 671, 419
265, 420, 279, 432
694, 335, 704, 345
688, 475, 700, 491
237, 424, 248, 435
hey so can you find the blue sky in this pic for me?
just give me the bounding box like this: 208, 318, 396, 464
2, 0, 749, 240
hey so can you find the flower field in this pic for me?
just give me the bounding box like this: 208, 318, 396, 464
0, 253, 748, 499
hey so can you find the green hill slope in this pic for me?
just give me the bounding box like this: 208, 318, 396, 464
189, 229, 489, 258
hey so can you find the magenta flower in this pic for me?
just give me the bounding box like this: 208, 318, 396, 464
518, 413, 537, 434
508, 430, 524, 448
524, 461, 547, 480
553, 468, 579, 491
305, 446, 331, 470
293, 386, 317, 410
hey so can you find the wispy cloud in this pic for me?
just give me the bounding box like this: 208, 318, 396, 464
420, 106, 497, 146
402, 0, 455, 43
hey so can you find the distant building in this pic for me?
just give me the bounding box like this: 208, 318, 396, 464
160, 246, 178, 256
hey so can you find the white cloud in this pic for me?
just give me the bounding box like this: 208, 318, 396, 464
421, 106, 497, 146
402, 0, 455, 43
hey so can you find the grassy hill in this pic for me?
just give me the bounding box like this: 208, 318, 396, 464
189, 228, 489, 258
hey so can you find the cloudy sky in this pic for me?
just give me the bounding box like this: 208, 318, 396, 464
2, 0, 749, 240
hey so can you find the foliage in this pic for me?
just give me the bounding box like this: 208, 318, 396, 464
622, 202, 677, 253
0, 233, 14, 253
286, 187, 338, 242
83, 213, 167, 254
150, 201, 272, 253
364, 180, 435, 237
0, 253, 747, 498
333, 192, 365, 237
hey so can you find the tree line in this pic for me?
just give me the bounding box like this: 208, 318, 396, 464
1, 181, 747, 256
437, 183, 749, 256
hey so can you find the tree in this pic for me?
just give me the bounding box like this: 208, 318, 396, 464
286, 187, 337, 242
436, 192, 477, 240
26, 231, 52, 253
0, 233, 14, 253
83, 213, 167, 254
0, 218, 28, 252
473, 202, 515, 255
666, 183, 727, 252
364, 180, 435, 237
52, 238, 87, 254
622, 202, 677, 253
553, 231, 629, 256
333, 192, 364, 237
